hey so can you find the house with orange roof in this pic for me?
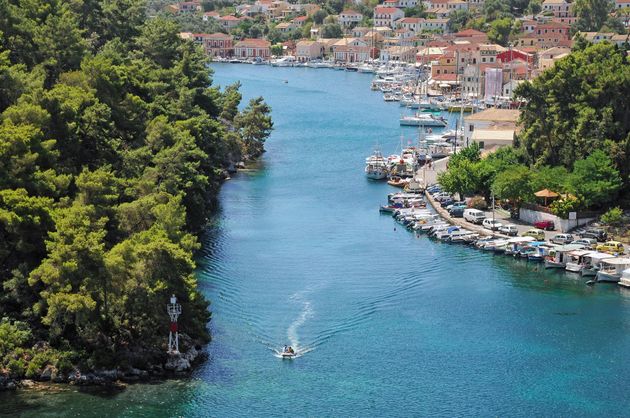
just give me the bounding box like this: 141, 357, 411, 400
332, 38, 371, 62
339, 10, 364, 27
374, 6, 405, 28
165, 1, 202, 14
446, 0, 468, 10
234, 38, 271, 58
296, 40, 325, 62
202, 33, 234, 57
219, 15, 242, 30
467, 0, 485, 9
292, 15, 308, 26
202, 11, 220, 21
454, 28, 486, 38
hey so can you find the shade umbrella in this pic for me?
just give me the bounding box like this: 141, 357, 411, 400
534, 189, 559, 206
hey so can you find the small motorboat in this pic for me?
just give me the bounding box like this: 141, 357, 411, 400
281, 346, 296, 359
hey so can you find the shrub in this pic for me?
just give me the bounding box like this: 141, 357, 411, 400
469, 196, 487, 210
550, 196, 581, 218
601, 207, 624, 225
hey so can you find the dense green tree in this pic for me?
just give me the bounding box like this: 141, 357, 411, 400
573, 0, 614, 31
487, 17, 514, 46
321, 23, 343, 39
235, 97, 273, 158
491, 164, 534, 205
404, 5, 426, 18
529, 166, 570, 193
515, 42, 630, 187
312, 9, 328, 25
0, 0, 272, 371
567, 151, 622, 208
447, 10, 472, 32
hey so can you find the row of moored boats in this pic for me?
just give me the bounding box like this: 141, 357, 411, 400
379, 188, 630, 286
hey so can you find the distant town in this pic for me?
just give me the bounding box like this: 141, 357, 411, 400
169, 0, 628, 100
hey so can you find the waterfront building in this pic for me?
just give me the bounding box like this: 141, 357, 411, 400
296, 40, 325, 62
202, 33, 234, 58
380, 46, 418, 62
464, 108, 520, 148
234, 38, 271, 59
332, 38, 370, 62
374, 7, 405, 28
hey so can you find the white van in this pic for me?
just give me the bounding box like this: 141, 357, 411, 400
464, 208, 486, 224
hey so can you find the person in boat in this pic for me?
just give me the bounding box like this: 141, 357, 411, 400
288, 346, 295, 354
283, 345, 288, 353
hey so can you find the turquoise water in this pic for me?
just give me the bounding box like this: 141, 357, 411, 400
4, 64, 630, 417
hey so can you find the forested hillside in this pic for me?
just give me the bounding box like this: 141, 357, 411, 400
0, 0, 271, 379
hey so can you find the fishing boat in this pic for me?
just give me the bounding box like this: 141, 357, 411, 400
387, 176, 410, 188
564, 250, 595, 273
596, 258, 630, 283
365, 149, 388, 180
544, 244, 585, 269
581, 252, 616, 277
619, 269, 630, 287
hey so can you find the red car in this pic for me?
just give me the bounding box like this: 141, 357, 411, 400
534, 220, 555, 231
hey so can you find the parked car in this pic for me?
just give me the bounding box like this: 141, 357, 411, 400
580, 228, 608, 242
596, 241, 626, 255
570, 238, 598, 249
499, 225, 519, 236
464, 208, 486, 224
432, 192, 450, 200
440, 198, 455, 208
550, 233, 574, 245
449, 206, 465, 218
482, 219, 503, 231
534, 220, 555, 231
427, 185, 441, 193
446, 201, 466, 211
523, 228, 545, 240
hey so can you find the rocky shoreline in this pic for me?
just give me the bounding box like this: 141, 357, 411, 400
0, 336, 206, 392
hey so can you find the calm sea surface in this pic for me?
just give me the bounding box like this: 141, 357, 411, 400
4, 64, 630, 417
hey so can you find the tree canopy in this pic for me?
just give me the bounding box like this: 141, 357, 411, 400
0, 0, 272, 376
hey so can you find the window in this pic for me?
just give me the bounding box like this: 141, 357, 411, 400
469, 124, 474, 132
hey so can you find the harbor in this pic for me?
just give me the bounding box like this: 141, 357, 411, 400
5, 62, 630, 417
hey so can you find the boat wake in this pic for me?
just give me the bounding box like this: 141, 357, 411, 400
272, 291, 315, 358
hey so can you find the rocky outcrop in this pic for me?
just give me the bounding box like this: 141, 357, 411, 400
0, 338, 205, 391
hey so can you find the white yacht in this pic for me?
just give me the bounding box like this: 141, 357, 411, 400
270, 56, 296, 67
399, 113, 448, 127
